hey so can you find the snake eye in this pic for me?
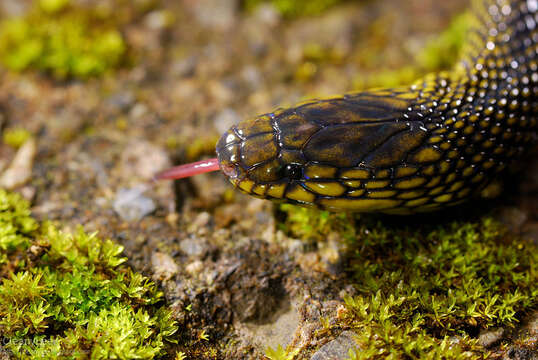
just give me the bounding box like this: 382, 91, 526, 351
284, 164, 303, 180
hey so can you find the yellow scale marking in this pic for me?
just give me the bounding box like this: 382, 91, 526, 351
304, 165, 337, 179
395, 177, 427, 189
266, 184, 286, 198
340, 169, 371, 179
368, 190, 397, 198
305, 182, 346, 197
286, 185, 315, 203
347, 189, 365, 197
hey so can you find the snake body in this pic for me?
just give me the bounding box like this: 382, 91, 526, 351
216, 0, 538, 213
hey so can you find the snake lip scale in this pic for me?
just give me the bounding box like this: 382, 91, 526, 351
158, 0, 538, 214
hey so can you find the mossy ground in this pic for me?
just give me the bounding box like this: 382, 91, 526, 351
276, 206, 538, 359
0, 0, 127, 79
0, 189, 179, 359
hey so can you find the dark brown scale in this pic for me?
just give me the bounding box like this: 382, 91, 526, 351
216, 0, 538, 213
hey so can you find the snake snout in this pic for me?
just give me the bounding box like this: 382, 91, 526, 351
216, 129, 243, 180
216, 114, 299, 197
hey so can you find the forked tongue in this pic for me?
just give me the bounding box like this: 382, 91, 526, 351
155, 158, 220, 180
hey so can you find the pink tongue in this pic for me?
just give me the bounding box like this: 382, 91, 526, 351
155, 158, 220, 180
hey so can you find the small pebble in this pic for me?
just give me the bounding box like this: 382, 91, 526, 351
144, 10, 174, 30
151, 252, 179, 280
0, 0, 28, 16
192, 212, 211, 228
179, 236, 206, 257
310, 331, 359, 360
496, 207, 528, 232
113, 186, 156, 222
185, 260, 204, 276
171, 56, 197, 77
106, 91, 134, 112
254, 3, 280, 26
478, 328, 504, 348
165, 212, 179, 227
19, 186, 36, 201
188, 0, 238, 30
120, 140, 170, 181
0, 138, 36, 189
129, 103, 149, 119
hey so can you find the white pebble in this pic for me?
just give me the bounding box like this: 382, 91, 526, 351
113, 186, 156, 222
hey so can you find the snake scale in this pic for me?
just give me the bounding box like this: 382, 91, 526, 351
161, 0, 538, 214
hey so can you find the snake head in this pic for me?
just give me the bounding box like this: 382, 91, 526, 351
216, 111, 315, 201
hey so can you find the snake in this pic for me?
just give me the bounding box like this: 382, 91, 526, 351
158, 0, 538, 214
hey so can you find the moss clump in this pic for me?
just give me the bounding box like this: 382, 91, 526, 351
278, 204, 356, 242
0, 190, 38, 264
417, 13, 471, 72
353, 12, 470, 91
184, 136, 221, 162
2, 128, 33, 148
242, 0, 348, 18
280, 207, 537, 358
352, 66, 420, 93
343, 218, 537, 358
265, 344, 299, 360
0, 190, 178, 359
38, 0, 70, 14
0, 0, 126, 79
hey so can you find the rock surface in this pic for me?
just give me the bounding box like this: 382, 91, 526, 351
310, 331, 359, 360
0, 139, 36, 189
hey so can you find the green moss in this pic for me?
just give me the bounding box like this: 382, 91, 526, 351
283, 206, 538, 359
417, 13, 471, 72
184, 136, 220, 161
353, 12, 470, 91
39, 0, 70, 14
3, 128, 33, 148
0, 1, 126, 79
0, 190, 38, 263
344, 218, 537, 358
279, 204, 356, 242
0, 190, 178, 359
281, 207, 537, 358
265, 344, 299, 360
352, 66, 420, 92
243, 0, 348, 18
